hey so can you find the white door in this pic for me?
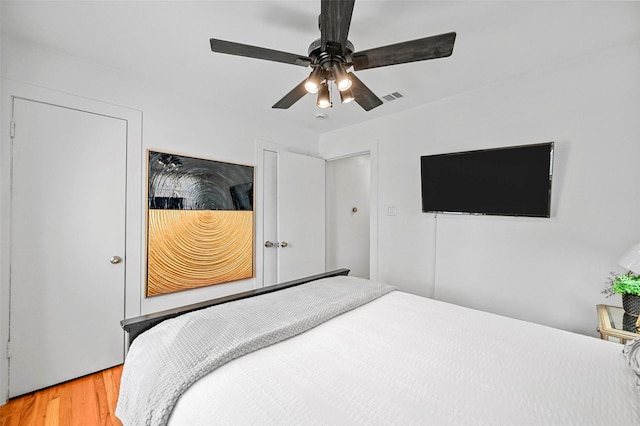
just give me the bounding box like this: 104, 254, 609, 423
263, 150, 325, 285
9, 98, 127, 397
326, 154, 370, 278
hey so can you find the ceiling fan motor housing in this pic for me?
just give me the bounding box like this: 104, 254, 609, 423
308, 38, 354, 66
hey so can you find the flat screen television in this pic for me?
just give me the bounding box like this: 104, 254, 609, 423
420, 142, 553, 217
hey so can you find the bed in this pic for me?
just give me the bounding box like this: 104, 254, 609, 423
116, 270, 640, 425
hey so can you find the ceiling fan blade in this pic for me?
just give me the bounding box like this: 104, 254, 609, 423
320, 0, 355, 54
210, 39, 312, 67
349, 73, 383, 111
351, 32, 456, 71
272, 80, 309, 109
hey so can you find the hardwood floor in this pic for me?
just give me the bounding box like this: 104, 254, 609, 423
0, 365, 123, 426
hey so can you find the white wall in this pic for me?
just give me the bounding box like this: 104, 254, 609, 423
0, 36, 319, 401
320, 40, 640, 336
1, 35, 319, 305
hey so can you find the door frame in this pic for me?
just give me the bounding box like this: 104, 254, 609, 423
322, 142, 379, 282
325, 152, 372, 278
0, 80, 143, 403
256, 138, 379, 285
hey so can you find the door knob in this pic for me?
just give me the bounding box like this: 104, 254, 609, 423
280, 241, 289, 248
265, 241, 279, 248
110, 256, 122, 264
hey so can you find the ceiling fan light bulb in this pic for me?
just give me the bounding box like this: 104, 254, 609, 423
337, 76, 352, 91
333, 63, 352, 91
305, 67, 323, 94
317, 82, 331, 108
339, 87, 355, 104
318, 99, 331, 108
304, 81, 319, 94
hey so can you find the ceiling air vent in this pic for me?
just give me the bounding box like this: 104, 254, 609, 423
381, 91, 405, 102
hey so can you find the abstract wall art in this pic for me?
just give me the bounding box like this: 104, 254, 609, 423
146, 150, 254, 296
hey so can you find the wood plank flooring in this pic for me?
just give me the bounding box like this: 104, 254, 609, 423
0, 365, 123, 426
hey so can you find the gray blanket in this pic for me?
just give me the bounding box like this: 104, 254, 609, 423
115, 275, 395, 426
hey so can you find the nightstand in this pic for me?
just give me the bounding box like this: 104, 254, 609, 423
596, 304, 639, 343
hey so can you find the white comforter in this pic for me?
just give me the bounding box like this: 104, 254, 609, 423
117, 276, 394, 425
169, 290, 639, 425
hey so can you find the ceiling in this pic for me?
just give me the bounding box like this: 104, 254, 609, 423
2, 1, 640, 135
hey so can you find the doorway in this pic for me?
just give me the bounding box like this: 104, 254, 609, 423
326, 154, 371, 278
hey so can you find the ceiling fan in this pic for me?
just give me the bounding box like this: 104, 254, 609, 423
209, 0, 456, 112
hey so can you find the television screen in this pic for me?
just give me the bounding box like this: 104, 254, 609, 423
420, 142, 553, 217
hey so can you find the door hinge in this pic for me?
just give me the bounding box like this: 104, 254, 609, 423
6, 341, 11, 358
10, 121, 16, 138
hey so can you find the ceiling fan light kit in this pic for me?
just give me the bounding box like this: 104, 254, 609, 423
317, 81, 332, 108
209, 0, 456, 112
304, 67, 323, 94
339, 87, 355, 104
332, 62, 352, 91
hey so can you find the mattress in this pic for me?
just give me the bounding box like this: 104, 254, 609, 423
168, 289, 639, 425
